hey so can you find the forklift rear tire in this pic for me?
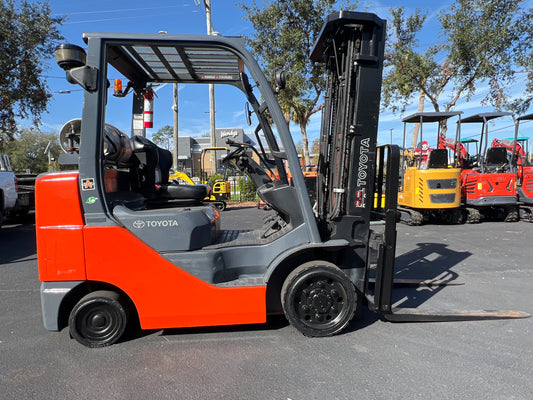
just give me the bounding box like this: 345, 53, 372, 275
281, 261, 357, 337
69, 290, 128, 348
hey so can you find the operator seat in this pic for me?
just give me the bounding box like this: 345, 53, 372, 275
129, 136, 210, 205
155, 147, 211, 201
427, 149, 448, 169
485, 147, 509, 171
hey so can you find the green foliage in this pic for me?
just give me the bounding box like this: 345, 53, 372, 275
382, 7, 429, 114
239, 0, 355, 166
238, 177, 257, 201
382, 1, 533, 116
5, 128, 61, 173
0, 0, 63, 137
151, 125, 174, 150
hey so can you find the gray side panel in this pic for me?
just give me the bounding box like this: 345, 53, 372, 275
161, 224, 311, 285
113, 205, 219, 251
467, 196, 517, 206
41, 281, 84, 331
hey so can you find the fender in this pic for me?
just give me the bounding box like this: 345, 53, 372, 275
264, 239, 350, 282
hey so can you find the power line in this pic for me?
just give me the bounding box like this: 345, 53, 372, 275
63, 13, 187, 25
53, 4, 194, 17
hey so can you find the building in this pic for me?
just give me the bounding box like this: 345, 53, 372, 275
176, 128, 249, 176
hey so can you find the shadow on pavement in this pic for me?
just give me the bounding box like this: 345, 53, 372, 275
0, 222, 37, 264
388, 242, 472, 309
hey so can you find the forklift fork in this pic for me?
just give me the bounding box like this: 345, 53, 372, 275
367, 145, 530, 322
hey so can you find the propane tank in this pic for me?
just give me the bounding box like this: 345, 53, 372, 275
143, 88, 154, 128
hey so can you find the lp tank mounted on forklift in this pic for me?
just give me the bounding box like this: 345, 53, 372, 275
37, 12, 529, 347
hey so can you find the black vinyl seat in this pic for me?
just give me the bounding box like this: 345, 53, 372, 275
427, 149, 448, 169
485, 147, 509, 171
130, 136, 209, 204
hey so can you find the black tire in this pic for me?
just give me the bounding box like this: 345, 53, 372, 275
281, 261, 357, 337
215, 201, 226, 211
69, 290, 128, 348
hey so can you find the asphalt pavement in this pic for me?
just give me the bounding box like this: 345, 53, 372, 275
1, 209, 532, 400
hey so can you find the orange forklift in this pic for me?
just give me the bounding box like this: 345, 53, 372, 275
38, 12, 528, 347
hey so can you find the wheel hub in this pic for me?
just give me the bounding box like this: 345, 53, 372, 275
90, 313, 108, 329
297, 278, 346, 325
309, 290, 332, 313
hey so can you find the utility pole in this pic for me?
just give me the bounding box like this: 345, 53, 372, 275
204, 0, 217, 175
172, 83, 179, 170
390, 128, 393, 145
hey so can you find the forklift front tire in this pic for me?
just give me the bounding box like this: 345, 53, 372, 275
281, 261, 357, 337
68, 290, 128, 348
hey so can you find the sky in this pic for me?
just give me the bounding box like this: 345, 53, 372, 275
31, 0, 533, 150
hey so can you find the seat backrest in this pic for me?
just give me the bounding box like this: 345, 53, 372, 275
130, 136, 159, 194
427, 149, 448, 169
156, 147, 173, 185
485, 147, 508, 166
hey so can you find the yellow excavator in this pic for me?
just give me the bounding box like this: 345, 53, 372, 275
169, 147, 231, 211
398, 112, 463, 225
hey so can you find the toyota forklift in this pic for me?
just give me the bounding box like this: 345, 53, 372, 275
38, 12, 529, 347
397, 112, 463, 225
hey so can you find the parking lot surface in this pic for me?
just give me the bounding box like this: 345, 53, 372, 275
1, 209, 532, 399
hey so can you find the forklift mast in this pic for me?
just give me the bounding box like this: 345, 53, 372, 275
310, 12, 401, 312
312, 12, 386, 239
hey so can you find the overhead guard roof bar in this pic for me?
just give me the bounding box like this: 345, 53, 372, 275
105, 39, 243, 84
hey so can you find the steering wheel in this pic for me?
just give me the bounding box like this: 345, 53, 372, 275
222, 143, 247, 163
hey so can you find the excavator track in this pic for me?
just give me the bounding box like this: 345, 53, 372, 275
503, 205, 519, 222
519, 205, 533, 222
398, 207, 423, 226
465, 207, 481, 224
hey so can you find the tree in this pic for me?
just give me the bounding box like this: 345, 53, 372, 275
311, 137, 320, 156
5, 128, 61, 173
239, 0, 355, 168
0, 0, 63, 139
382, 1, 533, 146
152, 125, 174, 150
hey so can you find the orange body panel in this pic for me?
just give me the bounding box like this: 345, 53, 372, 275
36, 172, 86, 281
461, 169, 516, 200
36, 171, 267, 330
520, 167, 533, 202
83, 226, 267, 330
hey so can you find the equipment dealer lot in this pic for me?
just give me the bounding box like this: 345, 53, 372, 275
1, 211, 532, 400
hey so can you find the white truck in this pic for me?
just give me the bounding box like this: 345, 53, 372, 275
0, 154, 18, 228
